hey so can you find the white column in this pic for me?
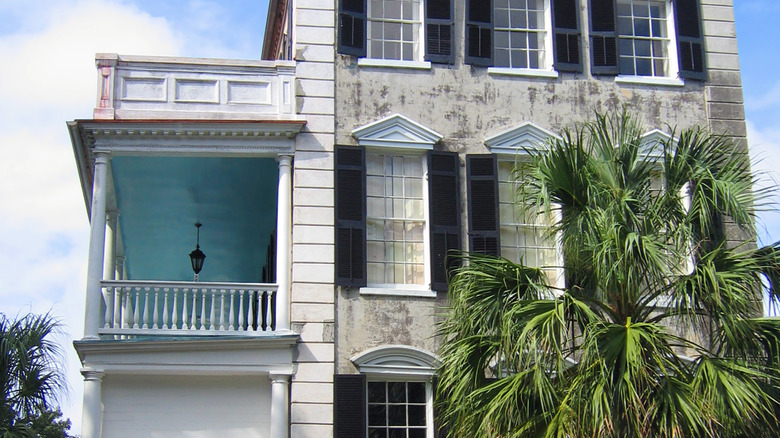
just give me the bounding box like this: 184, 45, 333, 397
275, 155, 292, 331
81, 369, 104, 438
269, 373, 290, 438
85, 152, 111, 339
104, 211, 118, 280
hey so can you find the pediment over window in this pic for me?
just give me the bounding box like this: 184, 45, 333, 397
351, 114, 443, 150
640, 129, 676, 159
351, 345, 438, 376
484, 122, 560, 155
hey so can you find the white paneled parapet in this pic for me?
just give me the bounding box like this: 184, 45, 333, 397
93, 53, 298, 120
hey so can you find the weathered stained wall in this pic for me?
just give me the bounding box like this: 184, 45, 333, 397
332, 0, 747, 373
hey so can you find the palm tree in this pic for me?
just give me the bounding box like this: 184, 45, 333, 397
0, 313, 67, 437
436, 111, 780, 437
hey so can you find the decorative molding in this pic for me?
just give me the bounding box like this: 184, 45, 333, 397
639, 129, 676, 159
352, 345, 439, 377
352, 114, 443, 150
485, 121, 560, 155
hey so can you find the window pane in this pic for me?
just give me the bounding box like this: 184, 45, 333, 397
408, 382, 425, 402
369, 405, 388, 426
369, 382, 386, 403
388, 405, 406, 426
408, 405, 426, 426
409, 429, 426, 438
369, 428, 386, 438
389, 429, 405, 438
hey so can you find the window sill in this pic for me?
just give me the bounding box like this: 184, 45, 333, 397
360, 287, 437, 298
357, 58, 432, 70
488, 68, 559, 79
615, 75, 685, 87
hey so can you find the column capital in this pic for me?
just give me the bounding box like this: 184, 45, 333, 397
80, 368, 104, 382
93, 150, 112, 163
276, 154, 293, 166
106, 210, 119, 220
269, 373, 291, 384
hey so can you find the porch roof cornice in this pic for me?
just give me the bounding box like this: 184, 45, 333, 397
68, 118, 306, 215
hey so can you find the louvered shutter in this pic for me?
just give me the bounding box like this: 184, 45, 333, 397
465, 0, 493, 66
334, 374, 367, 438
335, 146, 367, 287
590, 0, 619, 75
429, 151, 461, 293
338, 0, 367, 56
674, 0, 706, 80
467, 155, 500, 256
552, 0, 582, 72
426, 0, 455, 63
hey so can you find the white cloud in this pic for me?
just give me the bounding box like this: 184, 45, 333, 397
747, 119, 780, 246
0, 0, 187, 433
745, 80, 780, 111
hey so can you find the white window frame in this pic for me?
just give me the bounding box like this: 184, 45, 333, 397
615, 0, 680, 80
488, 0, 557, 78
366, 0, 426, 62
352, 114, 443, 298
352, 346, 438, 438
364, 150, 433, 294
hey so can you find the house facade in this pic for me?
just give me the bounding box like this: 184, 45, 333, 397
69, 0, 746, 437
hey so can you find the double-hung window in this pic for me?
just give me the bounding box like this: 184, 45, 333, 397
335, 115, 460, 294
338, 0, 455, 64
493, 0, 552, 69
590, 0, 706, 80
616, 0, 675, 77
367, 0, 423, 61
366, 153, 427, 287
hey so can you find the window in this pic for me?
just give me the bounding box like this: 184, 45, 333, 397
335, 115, 460, 293
338, 0, 455, 64
366, 153, 427, 287
368, 381, 430, 438
616, 0, 674, 77
335, 346, 439, 438
493, 0, 551, 69
498, 160, 562, 287
368, 0, 423, 61
590, 0, 705, 80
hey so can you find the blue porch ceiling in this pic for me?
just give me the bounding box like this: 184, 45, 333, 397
111, 156, 279, 283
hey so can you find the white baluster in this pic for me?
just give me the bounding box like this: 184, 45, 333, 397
113, 286, 122, 329
124, 288, 132, 329
200, 289, 207, 330
133, 288, 142, 329
238, 290, 245, 332
247, 290, 255, 333
103, 286, 112, 329
182, 289, 189, 330
139, 287, 149, 328
152, 288, 160, 329
219, 289, 226, 331
193, 289, 200, 330
209, 289, 216, 331
163, 287, 171, 329
228, 289, 236, 331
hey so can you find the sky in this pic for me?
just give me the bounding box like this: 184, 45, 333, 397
0, 0, 777, 435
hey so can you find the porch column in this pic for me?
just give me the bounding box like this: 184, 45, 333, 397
276, 154, 292, 331
85, 151, 111, 339
104, 210, 118, 280
269, 373, 290, 438
81, 369, 104, 438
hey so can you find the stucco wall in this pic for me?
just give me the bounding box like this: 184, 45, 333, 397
332, 0, 747, 373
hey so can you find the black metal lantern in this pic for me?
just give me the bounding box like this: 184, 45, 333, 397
189, 222, 206, 280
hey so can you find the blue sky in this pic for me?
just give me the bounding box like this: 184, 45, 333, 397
0, 0, 776, 434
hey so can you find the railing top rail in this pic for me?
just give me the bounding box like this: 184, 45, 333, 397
101, 280, 278, 290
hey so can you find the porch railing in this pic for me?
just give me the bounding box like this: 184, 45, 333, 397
99, 280, 277, 336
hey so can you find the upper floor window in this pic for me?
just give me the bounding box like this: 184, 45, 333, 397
493, 0, 553, 69
616, 0, 674, 77
368, 0, 424, 61
336, 115, 460, 295
339, 0, 455, 64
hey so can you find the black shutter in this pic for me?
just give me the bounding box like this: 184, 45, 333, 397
338, 0, 367, 57
465, 0, 493, 66
467, 155, 500, 256
334, 374, 367, 438
426, 0, 455, 64
675, 0, 706, 80
552, 0, 582, 72
335, 146, 367, 287
590, 0, 619, 75
429, 151, 461, 293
